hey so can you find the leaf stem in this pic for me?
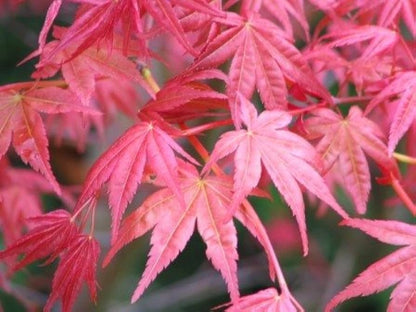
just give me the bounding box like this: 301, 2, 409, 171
178, 122, 224, 177
393, 152, 416, 165
289, 102, 325, 115
141, 67, 160, 93
333, 95, 373, 105
390, 175, 416, 215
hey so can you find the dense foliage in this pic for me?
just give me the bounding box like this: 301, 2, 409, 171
1, 0, 416, 311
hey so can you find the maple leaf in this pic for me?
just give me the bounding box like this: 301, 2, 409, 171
103, 160, 303, 306
225, 287, 298, 312
191, 12, 331, 123
44, 234, 100, 312
365, 71, 416, 155
75, 121, 198, 242
0, 209, 78, 272
103, 163, 240, 302
203, 96, 346, 256
304, 107, 394, 214
0, 84, 99, 194
326, 218, 416, 312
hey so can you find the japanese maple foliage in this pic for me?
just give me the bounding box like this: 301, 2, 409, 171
3, 0, 416, 311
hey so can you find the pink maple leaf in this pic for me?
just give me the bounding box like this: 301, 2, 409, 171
75, 120, 198, 242
203, 96, 346, 255
304, 107, 395, 213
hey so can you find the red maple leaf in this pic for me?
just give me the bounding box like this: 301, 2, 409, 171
0, 209, 78, 272
44, 234, 100, 312
327, 218, 416, 312
103, 163, 240, 302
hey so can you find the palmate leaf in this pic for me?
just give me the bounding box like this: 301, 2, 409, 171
304, 107, 394, 214
104, 163, 239, 302
326, 218, 416, 312
75, 121, 198, 242
191, 12, 331, 123
203, 96, 346, 255
0, 85, 99, 195
140, 69, 228, 123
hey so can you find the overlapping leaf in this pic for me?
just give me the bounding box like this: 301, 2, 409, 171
327, 218, 416, 312
36, 0, 223, 67
33, 31, 154, 105
304, 107, 394, 214
204, 96, 346, 254
140, 69, 228, 122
